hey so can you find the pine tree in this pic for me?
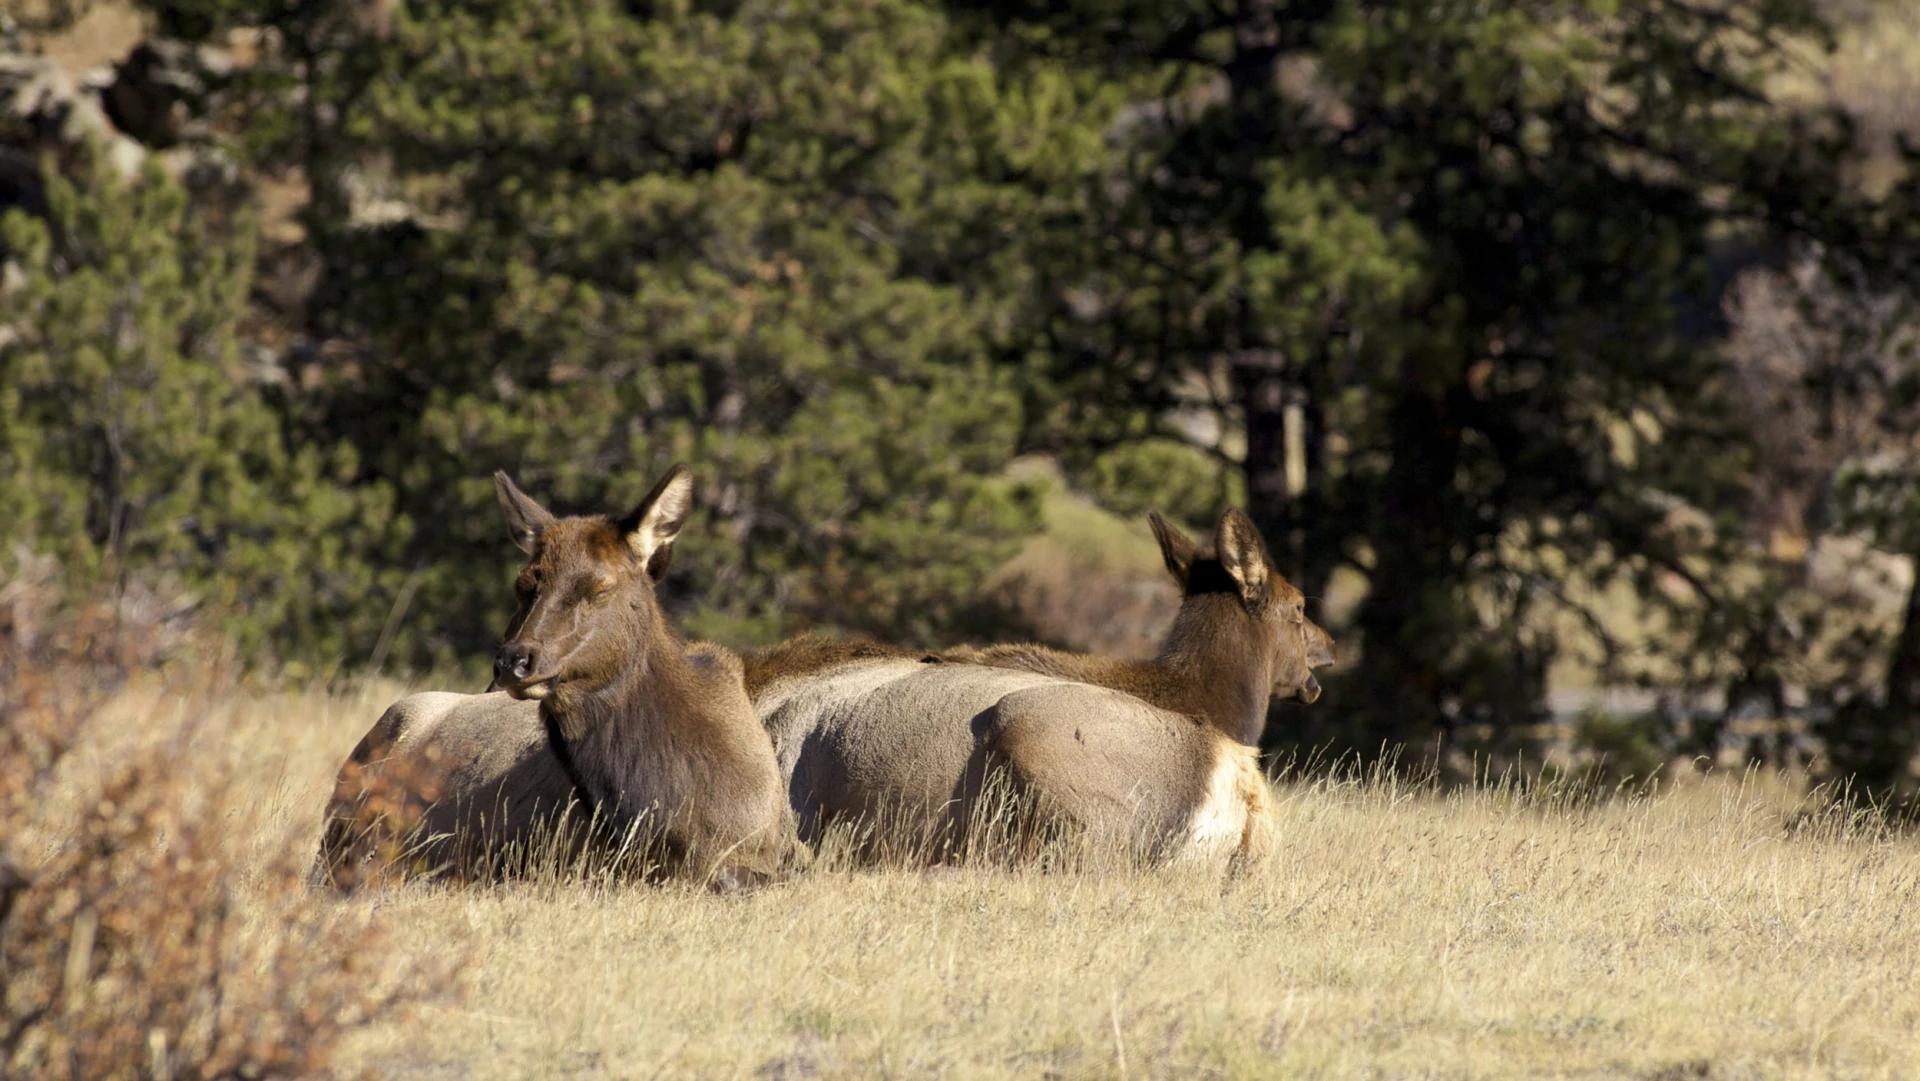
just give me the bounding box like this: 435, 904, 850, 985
146, 0, 1141, 661
0, 146, 402, 664
973, 0, 1890, 754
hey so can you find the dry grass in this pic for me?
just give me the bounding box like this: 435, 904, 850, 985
38, 670, 1905, 1079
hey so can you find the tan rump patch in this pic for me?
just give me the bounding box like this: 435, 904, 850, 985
1184, 739, 1275, 863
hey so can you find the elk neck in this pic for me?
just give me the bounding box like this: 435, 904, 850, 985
537, 627, 710, 826
1152, 593, 1273, 746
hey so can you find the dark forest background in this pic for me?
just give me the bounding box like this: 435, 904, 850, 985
4, 0, 1919, 789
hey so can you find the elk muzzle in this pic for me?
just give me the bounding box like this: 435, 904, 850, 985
1305, 623, 1336, 670
1296, 622, 1334, 704
492, 642, 552, 699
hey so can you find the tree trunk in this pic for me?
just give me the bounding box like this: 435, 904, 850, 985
1224, 0, 1293, 571
1884, 552, 1920, 723
1819, 547, 1920, 797
1353, 388, 1464, 759
0, 859, 24, 928
1236, 357, 1334, 608
1236, 360, 1294, 544
1296, 347, 1334, 606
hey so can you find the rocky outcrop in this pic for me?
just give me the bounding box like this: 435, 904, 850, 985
1, 50, 146, 213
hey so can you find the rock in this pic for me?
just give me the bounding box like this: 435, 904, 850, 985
102, 38, 204, 147
0, 48, 146, 191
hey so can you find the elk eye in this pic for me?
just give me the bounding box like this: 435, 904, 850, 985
591, 576, 616, 597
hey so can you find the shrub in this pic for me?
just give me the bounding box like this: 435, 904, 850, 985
1570, 708, 1673, 792
0, 586, 459, 1079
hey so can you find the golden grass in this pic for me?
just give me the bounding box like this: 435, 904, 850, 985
41, 675, 1900, 1079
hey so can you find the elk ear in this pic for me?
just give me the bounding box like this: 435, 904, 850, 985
619, 464, 694, 578
1147, 511, 1198, 588
1215, 508, 1272, 608
494, 471, 557, 555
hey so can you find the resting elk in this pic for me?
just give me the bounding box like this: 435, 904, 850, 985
945, 508, 1336, 745
315, 481, 1334, 879
314, 467, 801, 890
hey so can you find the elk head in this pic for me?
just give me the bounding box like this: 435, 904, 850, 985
489, 466, 694, 703
1148, 508, 1336, 703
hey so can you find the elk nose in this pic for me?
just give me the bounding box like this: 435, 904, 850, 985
494, 643, 536, 684
1306, 624, 1337, 668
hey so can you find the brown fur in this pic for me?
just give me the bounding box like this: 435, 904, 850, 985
311, 690, 581, 888
314, 468, 802, 891
983, 681, 1218, 846
488, 466, 802, 888
944, 508, 1336, 745
740, 632, 925, 699
753, 655, 1277, 866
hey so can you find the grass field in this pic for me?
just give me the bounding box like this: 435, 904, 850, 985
20, 675, 1914, 1080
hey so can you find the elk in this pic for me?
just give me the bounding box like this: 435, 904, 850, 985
318, 491, 1329, 877
312, 690, 578, 888
745, 639, 1279, 864
944, 508, 1335, 745
315, 466, 801, 890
